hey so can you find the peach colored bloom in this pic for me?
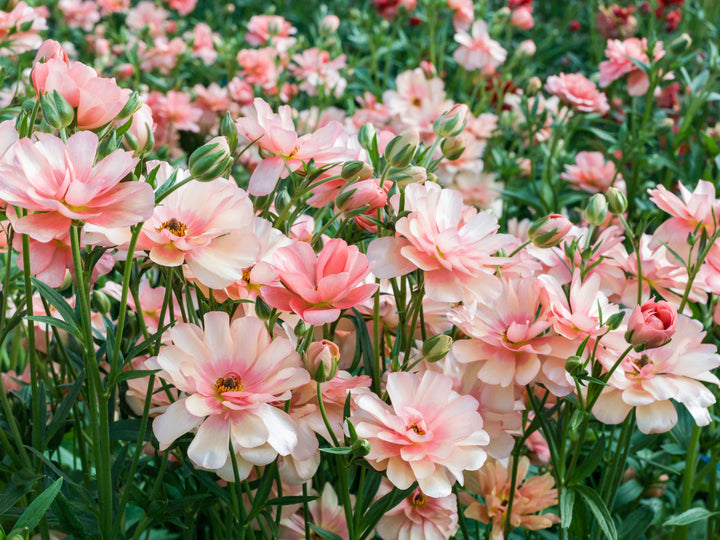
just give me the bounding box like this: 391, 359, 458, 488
626, 300, 677, 349
261, 238, 378, 325
510, 5, 534, 30
97, 0, 129, 14
368, 182, 513, 303
237, 47, 279, 90
34, 39, 68, 64
448, 0, 474, 31
0, 131, 153, 242
126, 1, 168, 37
561, 151, 624, 193
139, 37, 186, 74
0, 2, 47, 55
464, 456, 559, 540
190, 22, 218, 64
291, 48, 347, 98
376, 480, 459, 540
245, 15, 297, 50
449, 277, 553, 387
599, 38, 665, 96
278, 484, 348, 539
150, 312, 310, 479
168, 0, 197, 15
453, 21, 507, 73
138, 177, 260, 289
350, 370, 489, 497
593, 316, 720, 434
545, 73, 609, 115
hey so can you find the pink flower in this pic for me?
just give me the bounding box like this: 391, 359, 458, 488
626, 300, 677, 349
368, 182, 513, 303
291, 48, 347, 98
97, 0, 129, 14
464, 456, 559, 539
0, 2, 47, 55
453, 21, 507, 73
337, 178, 388, 214
236, 48, 279, 90
448, 0, 474, 31
593, 316, 720, 434
245, 15, 296, 51
351, 370, 489, 497
510, 5, 534, 30
139, 37, 186, 74
58, 0, 100, 32
373, 0, 417, 20
561, 151, 624, 193
168, 0, 197, 15
261, 238, 378, 325
236, 98, 350, 195
376, 481, 459, 540
545, 73, 610, 115
138, 176, 260, 289
34, 39, 68, 64
190, 23, 218, 64
150, 312, 310, 479
599, 38, 665, 96
126, 1, 168, 37
0, 131, 153, 241
278, 484, 348, 539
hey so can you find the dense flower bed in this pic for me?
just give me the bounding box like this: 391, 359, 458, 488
0, 0, 719, 539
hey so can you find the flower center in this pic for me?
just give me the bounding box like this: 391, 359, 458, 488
215, 375, 243, 394
288, 146, 299, 158
157, 218, 188, 237
242, 266, 253, 283
409, 490, 427, 508
411, 97, 422, 107
407, 422, 426, 436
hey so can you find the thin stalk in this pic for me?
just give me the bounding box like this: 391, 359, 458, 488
677, 424, 702, 540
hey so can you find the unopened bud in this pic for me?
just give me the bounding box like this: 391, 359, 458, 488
606, 187, 627, 215
433, 104, 469, 138
40, 89, 74, 129
357, 123, 376, 151
220, 112, 238, 154
341, 160, 373, 181
526, 76, 543, 96
585, 193, 608, 226
564, 355, 584, 377
421, 334, 453, 362
351, 438, 371, 458
384, 129, 419, 168
188, 136, 233, 181
669, 32, 692, 54
91, 291, 112, 314
528, 213, 572, 248
116, 91, 142, 121
305, 339, 340, 382
388, 165, 427, 187
319, 14, 340, 35
440, 136, 465, 160
254, 296, 273, 320
337, 179, 387, 213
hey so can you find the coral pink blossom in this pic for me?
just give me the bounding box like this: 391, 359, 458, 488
351, 370, 489, 498
648, 179, 720, 258
33, 58, 129, 130
261, 238, 378, 325
236, 47, 279, 90
448, 278, 553, 387
376, 480, 459, 540
168, 0, 197, 15
464, 457, 559, 540
368, 182, 513, 303
0, 2, 47, 55
626, 299, 677, 349
510, 5, 534, 30
126, 1, 168, 37
593, 316, 720, 434
448, 0, 474, 31
138, 176, 260, 289
0, 132, 153, 242
545, 73, 609, 115
236, 98, 350, 195
278, 484, 349, 539
599, 38, 665, 96
34, 39, 68, 64
245, 15, 297, 51
453, 21, 507, 73
150, 312, 310, 479
561, 151, 624, 193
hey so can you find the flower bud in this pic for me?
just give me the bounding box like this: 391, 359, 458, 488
91, 291, 112, 314
625, 300, 677, 350
116, 91, 142, 122
357, 123, 376, 151
440, 136, 465, 160
433, 104, 469, 138
388, 165, 427, 187
585, 193, 608, 226
188, 136, 233, 181
305, 339, 340, 382
669, 33, 692, 54
517, 39, 536, 57
341, 160, 373, 181
606, 187, 627, 215
254, 295, 273, 320
220, 111, 238, 154
351, 438, 371, 458
421, 334, 453, 362
40, 89, 74, 129
528, 213, 572, 248
564, 355, 584, 377
384, 129, 419, 168
337, 179, 387, 214
526, 76, 543, 96
320, 14, 340, 35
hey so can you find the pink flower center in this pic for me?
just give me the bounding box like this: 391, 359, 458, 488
215, 375, 243, 394
157, 218, 188, 237
409, 490, 428, 508
406, 416, 428, 436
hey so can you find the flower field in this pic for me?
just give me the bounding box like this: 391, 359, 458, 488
1, 0, 720, 538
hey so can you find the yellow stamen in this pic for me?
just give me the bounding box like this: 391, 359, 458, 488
157, 218, 188, 237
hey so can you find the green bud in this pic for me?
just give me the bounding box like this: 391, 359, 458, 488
351, 438, 371, 458
40, 90, 74, 129
384, 129, 419, 168
606, 187, 627, 215
220, 111, 238, 154
91, 291, 112, 314
433, 104, 469, 138
357, 123, 376, 151
388, 165, 427, 187
585, 193, 608, 226
341, 160, 373, 181
669, 33, 692, 54
421, 334, 453, 362
116, 91, 142, 121
440, 136, 465, 161
188, 136, 233, 181
294, 320, 308, 337
526, 76, 543, 97
254, 296, 273, 321
564, 355, 584, 377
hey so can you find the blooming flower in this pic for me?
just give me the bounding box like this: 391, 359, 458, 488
545, 73, 609, 115
245, 14, 296, 51
350, 370, 489, 497
261, 238, 378, 325
278, 483, 349, 539
0, 131, 153, 242
453, 21, 507, 73
150, 312, 310, 479
561, 151, 624, 193
0, 1, 47, 55
599, 38, 665, 96
464, 456, 560, 540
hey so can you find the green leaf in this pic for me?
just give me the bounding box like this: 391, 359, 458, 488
44, 372, 85, 446
575, 484, 618, 540
308, 523, 343, 540
12, 478, 63, 533
360, 485, 416, 539
31, 279, 79, 330
560, 486, 575, 529
664, 507, 719, 527
619, 505, 655, 538
265, 495, 318, 506
26, 316, 77, 336
319, 446, 353, 455
569, 438, 605, 484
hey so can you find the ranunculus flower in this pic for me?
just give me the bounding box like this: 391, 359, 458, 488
625, 299, 677, 349
261, 238, 378, 325
545, 73, 610, 115
599, 38, 665, 96
350, 370, 489, 498
453, 21, 507, 73
561, 151, 625, 194
150, 312, 310, 480
528, 214, 572, 248
0, 131, 153, 241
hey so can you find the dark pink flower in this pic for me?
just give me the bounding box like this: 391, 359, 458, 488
626, 299, 677, 349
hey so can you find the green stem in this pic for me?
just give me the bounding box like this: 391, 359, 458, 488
677, 424, 702, 540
